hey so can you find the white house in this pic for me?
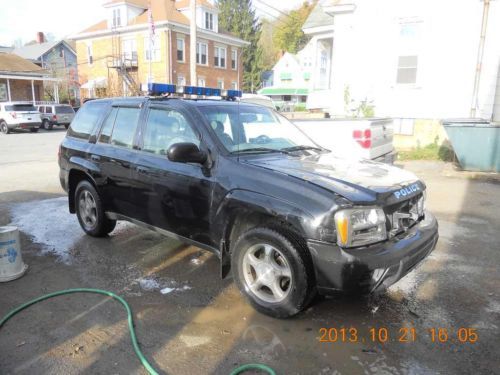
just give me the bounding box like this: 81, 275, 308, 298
258, 46, 314, 109
304, 0, 500, 124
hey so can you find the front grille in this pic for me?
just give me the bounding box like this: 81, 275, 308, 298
384, 193, 423, 237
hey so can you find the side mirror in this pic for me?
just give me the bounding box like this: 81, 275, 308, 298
167, 142, 207, 164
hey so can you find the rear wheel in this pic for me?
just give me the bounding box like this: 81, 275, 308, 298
0, 121, 9, 134
64, 124, 69, 130
231, 227, 315, 318
75, 180, 116, 237
42, 119, 52, 130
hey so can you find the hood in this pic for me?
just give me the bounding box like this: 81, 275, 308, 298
244, 153, 422, 203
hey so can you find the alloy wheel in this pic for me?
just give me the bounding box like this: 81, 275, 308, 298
242, 243, 292, 303
78, 190, 97, 229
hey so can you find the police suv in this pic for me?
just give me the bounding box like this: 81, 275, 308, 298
58, 84, 438, 318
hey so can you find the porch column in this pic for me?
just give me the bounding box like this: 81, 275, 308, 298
31, 80, 36, 104
6, 78, 11, 101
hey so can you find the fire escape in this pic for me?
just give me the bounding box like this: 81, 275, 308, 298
108, 29, 140, 96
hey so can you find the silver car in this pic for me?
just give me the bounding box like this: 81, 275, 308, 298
38, 104, 75, 130
0, 102, 42, 134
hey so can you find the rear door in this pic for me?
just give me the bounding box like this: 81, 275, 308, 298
7, 104, 40, 124
55, 105, 75, 124
92, 104, 143, 217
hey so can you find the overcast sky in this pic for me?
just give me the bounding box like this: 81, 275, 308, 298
0, 0, 307, 47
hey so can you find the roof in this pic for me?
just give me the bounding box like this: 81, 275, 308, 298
79, 0, 217, 35
258, 88, 309, 96
302, 1, 334, 30
12, 40, 75, 61
0, 53, 44, 75
103, 0, 148, 8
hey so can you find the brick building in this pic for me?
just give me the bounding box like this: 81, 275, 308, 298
71, 0, 248, 99
0, 53, 59, 103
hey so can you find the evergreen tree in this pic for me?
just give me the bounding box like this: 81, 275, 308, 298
218, 0, 263, 92
273, 1, 315, 54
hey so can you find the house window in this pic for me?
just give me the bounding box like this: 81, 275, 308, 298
198, 77, 206, 87
217, 79, 224, 89
196, 42, 208, 65
231, 81, 237, 90
177, 74, 186, 86
86, 43, 93, 64
214, 46, 226, 68
112, 8, 121, 27
177, 38, 185, 62
144, 35, 160, 62
231, 49, 237, 70
396, 56, 418, 84
204, 12, 214, 30
396, 22, 421, 85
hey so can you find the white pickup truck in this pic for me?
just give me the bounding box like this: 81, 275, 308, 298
292, 118, 397, 164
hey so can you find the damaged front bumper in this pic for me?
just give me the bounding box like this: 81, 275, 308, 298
308, 211, 439, 294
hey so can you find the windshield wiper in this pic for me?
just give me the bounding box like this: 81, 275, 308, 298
282, 145, 326, 153
230, 147, 290, 155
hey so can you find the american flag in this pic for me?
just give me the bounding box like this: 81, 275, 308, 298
148, 4, 155, 41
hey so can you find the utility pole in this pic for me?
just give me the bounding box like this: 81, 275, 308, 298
190, 0, 197, 86
470, 0, 491, 118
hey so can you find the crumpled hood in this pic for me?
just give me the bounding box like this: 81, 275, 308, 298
245, 153, 422, 203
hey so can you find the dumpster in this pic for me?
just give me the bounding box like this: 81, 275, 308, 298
442, 119, 500, 172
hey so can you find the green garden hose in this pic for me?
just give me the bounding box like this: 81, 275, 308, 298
0, 288, 275, 375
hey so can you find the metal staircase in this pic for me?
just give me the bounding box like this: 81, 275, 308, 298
108, 29, 140, 96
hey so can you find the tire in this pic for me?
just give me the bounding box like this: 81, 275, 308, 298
64, 124, 69, 130
231, 227, 315, 318
30, 128, 39, 133
0, 121, 10, 134
75, 180, 116, 237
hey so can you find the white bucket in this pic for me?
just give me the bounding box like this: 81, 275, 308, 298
0, 226, 28, 282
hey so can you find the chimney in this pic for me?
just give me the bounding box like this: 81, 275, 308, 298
36, 32, 45, 44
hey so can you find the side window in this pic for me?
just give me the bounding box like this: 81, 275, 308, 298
109, 107, 141, 148
98, 107, 118, 144
46, 106, 53, 114
142, 108, 199, 155
67, 102, 108, 140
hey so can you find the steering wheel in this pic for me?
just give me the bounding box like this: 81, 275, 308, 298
253, 135, 272, 144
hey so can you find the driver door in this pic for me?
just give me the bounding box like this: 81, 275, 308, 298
131, 104, 214, 246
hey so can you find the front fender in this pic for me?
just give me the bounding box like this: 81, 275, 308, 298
213, 189, 315, 278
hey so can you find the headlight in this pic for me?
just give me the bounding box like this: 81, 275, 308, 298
334, 207, 387, 247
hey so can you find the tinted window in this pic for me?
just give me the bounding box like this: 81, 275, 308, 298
55, 106, 75, 114
98, 107, 118, 144
142, 108, 199, 155
67, 101, 108, 140
109, 107, 141, 148
46, 106, 53, 114
5, 104, 37, 111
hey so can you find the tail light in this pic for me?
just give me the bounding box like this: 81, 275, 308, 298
53, 115, 57, 121
353, 129, 372, 149
10, 112, 17, 119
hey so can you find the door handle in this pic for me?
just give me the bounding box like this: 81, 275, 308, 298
136, 166, 150, 174
90, 154, 100, 161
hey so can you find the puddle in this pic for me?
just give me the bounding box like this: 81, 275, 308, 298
9, 197, 131, 263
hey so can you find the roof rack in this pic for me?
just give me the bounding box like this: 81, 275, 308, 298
143, 83, 242, 100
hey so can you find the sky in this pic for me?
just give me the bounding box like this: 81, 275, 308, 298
0, 0, 307, 47
0, 0, 304, 46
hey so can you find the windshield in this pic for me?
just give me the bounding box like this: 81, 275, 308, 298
55, 106, 75, 114
5, 104, 37, 112
198, 104, 323, 154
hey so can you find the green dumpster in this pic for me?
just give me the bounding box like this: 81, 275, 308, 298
442, 119, 500, 172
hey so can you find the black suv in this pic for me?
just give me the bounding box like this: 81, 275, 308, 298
59, 96, 438, 318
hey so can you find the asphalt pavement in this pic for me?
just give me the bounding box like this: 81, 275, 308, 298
0, 129, 499, 374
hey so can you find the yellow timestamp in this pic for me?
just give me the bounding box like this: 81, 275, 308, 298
318, 327, 478, 344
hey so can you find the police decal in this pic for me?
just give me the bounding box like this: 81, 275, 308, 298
394, 183, 420, 199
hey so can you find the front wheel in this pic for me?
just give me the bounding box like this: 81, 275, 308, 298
75, 180, 116, 237
231, 227, 315, 318
0, 121, 10, 134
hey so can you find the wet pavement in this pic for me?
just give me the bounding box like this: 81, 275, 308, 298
1, 131, 499, 374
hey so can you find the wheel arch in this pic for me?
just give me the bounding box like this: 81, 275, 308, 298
68, 169, 99, 213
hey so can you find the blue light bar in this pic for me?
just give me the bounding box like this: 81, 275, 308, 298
148, 83, 176, 95
146, 82, 241, 99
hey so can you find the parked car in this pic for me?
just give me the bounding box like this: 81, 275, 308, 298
38, 104, 76, 130
0, 102, 42, 134
293, 118, 397, 164
59, 92, 438, 318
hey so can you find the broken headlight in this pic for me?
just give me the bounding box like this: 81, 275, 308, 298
334, 207, 387, 248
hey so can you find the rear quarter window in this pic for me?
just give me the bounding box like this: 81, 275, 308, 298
67, 101, 109, 140
55, 106, 75, 114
